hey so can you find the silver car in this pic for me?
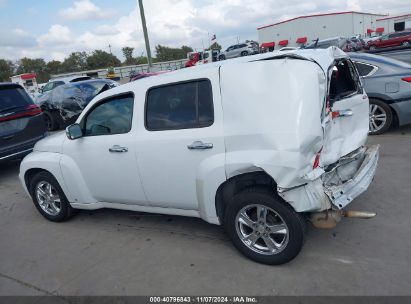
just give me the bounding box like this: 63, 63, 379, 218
349, 53, 411, 134
219, 42, 259, 60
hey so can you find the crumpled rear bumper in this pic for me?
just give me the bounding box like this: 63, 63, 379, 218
278, 145, 379, 212
322, 145, 379, 209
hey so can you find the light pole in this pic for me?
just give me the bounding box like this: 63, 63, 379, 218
138, 0, 153, 70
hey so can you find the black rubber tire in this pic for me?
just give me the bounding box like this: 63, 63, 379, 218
43, 111, 58, 131
369, 45, 377, 51
218, 55, 225, 61
401, 41, 410, 47
29, 171, 77, 222
224, 187, 306, 265
240, 51, 248, 56
369, 99, 393, 135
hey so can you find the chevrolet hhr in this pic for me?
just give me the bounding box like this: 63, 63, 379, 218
20, 47, 379, 264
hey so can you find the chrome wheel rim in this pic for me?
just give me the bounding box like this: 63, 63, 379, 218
235, 204, 289, 255
369, 104, 387, 133
35, 181, 61, 216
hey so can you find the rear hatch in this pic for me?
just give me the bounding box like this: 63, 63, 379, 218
0, 84, 46, 159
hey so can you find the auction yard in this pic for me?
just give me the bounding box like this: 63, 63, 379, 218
0, 126, 410, 296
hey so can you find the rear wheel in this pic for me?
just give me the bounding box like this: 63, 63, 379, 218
43, 111, 57, 131
401, 41, 410, 47
240, 51, 248, 56
29, 171, 77, 222
369, 99, 393, 135
225, 187, 306, 265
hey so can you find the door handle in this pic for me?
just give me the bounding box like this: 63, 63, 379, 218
187, 141, 213, 150
332, 109, 353, 118
109, 145, 128, 153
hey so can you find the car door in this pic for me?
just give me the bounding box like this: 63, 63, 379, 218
61, 93, 147, 205
135, 76, 225, 210
321, 58, 369, 166
225, 46, 235, 58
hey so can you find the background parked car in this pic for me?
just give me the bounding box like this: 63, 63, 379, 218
367, 31, 411, 50
39, 75, 91, 96
304, 37, 354, 52
0, 83, 47, 162
37, 79, 117, 130
218, 42, 259, 60
350, 37, 365, 51
349, 52, 411, 134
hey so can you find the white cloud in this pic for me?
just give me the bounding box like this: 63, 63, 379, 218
0, 0, 408, 62
93, 25, 120, 36
37, 24, 73, 46
59, 0, 115, 21
0, 28, 36, 47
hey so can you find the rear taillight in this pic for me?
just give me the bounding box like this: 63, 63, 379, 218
401, 77, 411, 83
313, 147, 323, 169
0, 104, 42, 123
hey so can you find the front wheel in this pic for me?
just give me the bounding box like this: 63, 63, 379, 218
225, 187, 306, 265
369, 45, 377, 51
218, 55, 226, 61
29, 171, 77, 222
369, 99, 393, 135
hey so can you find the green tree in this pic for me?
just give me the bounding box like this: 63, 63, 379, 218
61, 52, 88, 73
155, 45, 193, 61
122, 47, 137, 65
206, 42, 222, 51
86, 50, 121, 70
16, 57, 48, 83
45, 60, 62, 77
0, 59, 13, 82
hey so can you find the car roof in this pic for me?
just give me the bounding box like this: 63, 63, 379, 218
0, 82, 23, 89
348, 52, 411, 69
60, 79, 115, 87
97, 47, 347, 101
50, 76, 91, 83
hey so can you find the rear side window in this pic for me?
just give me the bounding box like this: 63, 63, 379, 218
354, 62, 376, 77
84, 94, 134, 136
0, 86, 33, 112
329, 59, 361, 103
146, 79, 214, 131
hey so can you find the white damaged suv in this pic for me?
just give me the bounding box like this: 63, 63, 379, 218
20, 47, 379, 265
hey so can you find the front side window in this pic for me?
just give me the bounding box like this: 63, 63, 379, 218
42, 82, 54, 93
146, 79, 214, 131
83, 94, 134, 136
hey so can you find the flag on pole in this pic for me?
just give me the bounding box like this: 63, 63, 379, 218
211, 34, 216, 41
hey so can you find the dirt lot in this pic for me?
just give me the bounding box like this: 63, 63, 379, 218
1, 126, 411, 296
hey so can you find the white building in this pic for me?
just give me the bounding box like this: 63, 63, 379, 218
257, 11, 387, 49
376, 14, 411, 34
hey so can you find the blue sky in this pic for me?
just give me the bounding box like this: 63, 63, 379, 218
0, 0, 409, 62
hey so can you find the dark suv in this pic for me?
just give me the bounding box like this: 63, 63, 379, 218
0, 83, 47, 162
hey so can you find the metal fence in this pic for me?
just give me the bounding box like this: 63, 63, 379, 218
51, 58, 188, 80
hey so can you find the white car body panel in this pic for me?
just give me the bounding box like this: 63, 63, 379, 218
19, 47, 377, 224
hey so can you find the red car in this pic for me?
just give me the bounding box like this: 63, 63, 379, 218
368, 31, 411, 50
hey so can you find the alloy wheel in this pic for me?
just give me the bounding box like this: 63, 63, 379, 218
235, 204, 289, 255
369, 103, 387, 133
35, 181, 62, 216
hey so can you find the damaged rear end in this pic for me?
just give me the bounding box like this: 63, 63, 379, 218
278, 48, 380, 228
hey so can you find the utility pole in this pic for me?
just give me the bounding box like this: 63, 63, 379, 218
108, 44, 112, 55
138, 0, 153, 70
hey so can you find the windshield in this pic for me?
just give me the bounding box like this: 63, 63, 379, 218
74, 81, 112, 102
0, 86, 33, 113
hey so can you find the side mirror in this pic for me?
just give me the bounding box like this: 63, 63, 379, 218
66, 123, 83, 140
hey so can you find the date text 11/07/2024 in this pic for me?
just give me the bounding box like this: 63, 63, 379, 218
149, 296, 258, 303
